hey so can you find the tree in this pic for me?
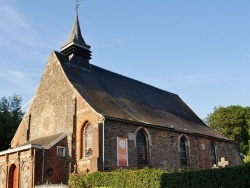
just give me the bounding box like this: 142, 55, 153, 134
205, 105, 250, 155
0, 94, 23, 151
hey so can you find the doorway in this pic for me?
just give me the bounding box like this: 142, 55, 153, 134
8, 164, 18, 188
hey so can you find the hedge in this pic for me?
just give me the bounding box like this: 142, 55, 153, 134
69, 163, 250, 188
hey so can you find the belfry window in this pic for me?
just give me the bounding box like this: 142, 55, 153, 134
84, 123, 93, 157
210, 142, 217, 166
180, 136, 188, 167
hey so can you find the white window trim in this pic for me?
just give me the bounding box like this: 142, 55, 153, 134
57, 146, 66, 157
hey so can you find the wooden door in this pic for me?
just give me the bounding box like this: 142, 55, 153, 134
8, 164, 18, 188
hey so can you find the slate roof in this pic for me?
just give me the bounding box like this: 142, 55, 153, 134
54, 15, 229, 141
54, 51, 229, 141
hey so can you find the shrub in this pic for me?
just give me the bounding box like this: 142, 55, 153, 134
69, 164, 250, 188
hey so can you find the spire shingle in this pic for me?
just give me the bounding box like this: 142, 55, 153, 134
65, 15, 86, 46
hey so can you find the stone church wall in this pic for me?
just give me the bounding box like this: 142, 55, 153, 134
11, 52, 77, 149
25, 53, 76, 140
103, 120, 242, 170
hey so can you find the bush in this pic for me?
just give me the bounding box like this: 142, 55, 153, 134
69, 164, 250, 188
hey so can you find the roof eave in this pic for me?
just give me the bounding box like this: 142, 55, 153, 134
46, 133, 67, 149
104, 116, 232, 142
0, 144, 43, 156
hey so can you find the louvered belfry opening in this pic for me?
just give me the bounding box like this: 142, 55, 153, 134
136, 129, 148, 167
61, 15, 92, 70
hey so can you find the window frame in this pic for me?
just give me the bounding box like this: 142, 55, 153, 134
57, 146, 66, 157
136, 129, 149, 167
179, 135, 189, 167
84, 123, 93, 157
210, 142, 217, 166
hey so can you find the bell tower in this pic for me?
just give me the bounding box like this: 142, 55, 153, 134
61, 1, 92, 70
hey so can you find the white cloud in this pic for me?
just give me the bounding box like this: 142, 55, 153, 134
0, 5, 30, 29
140, 72, 231, 89
172, 72, 231, 86
0, 3, 37, 48
0, 68, 38, 94
172, 73, 216, 85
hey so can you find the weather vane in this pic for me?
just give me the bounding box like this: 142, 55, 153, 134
75, 0, 80, 15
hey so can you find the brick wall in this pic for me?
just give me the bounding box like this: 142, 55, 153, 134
0, 148, 35, 188
34, 138, 69, 185
75, 97, 102, 173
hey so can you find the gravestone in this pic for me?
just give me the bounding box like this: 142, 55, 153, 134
218, 157, 229, 168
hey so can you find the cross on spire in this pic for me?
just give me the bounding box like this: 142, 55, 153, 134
75, 0, 80, 15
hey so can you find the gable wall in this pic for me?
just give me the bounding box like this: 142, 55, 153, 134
11, 52, 76, 147
103, 120, 243, 170
27, 52, 76, 139
10, 52, 102, 174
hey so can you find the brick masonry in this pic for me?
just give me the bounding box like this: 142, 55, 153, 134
34, 138, 69, 185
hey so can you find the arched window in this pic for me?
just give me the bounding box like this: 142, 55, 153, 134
136, 129, 148, 167
84, 123, 93, 157
180, 136, 188, 167
210, 142, 217, 166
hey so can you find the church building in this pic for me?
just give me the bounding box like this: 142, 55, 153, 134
0, 10, 243, 187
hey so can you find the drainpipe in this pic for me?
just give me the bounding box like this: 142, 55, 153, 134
42, 147, 44, 184
102, 117, 105, 171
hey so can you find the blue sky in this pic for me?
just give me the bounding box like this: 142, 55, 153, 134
0, 0, 249, 120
